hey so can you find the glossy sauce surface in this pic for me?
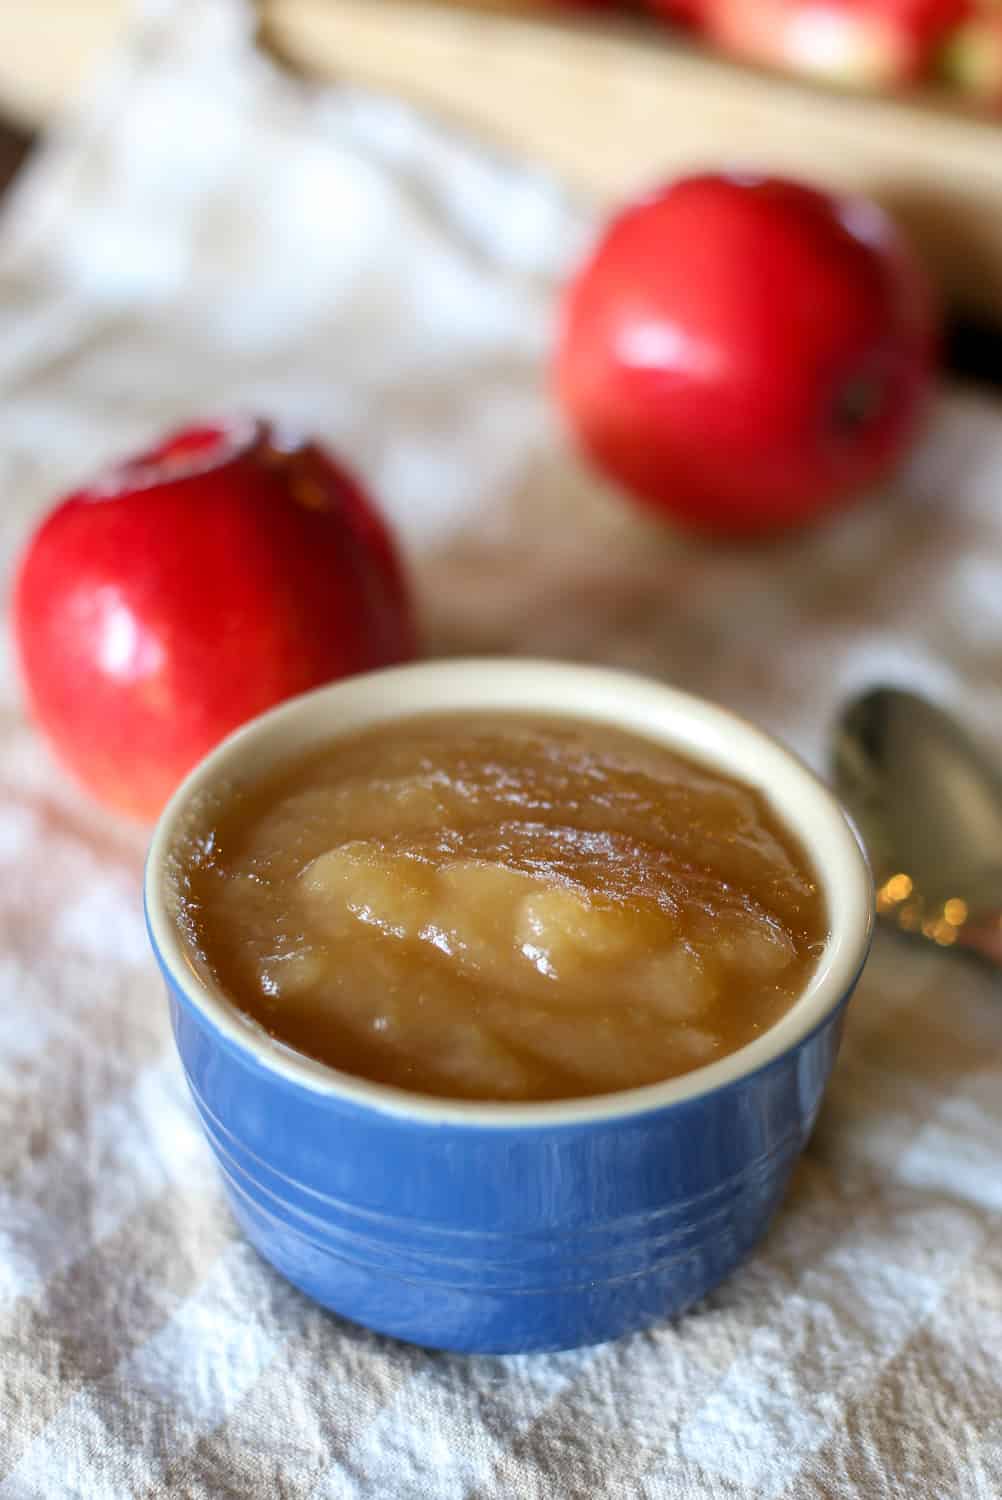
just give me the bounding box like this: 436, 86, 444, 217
176, 714, 827, 1102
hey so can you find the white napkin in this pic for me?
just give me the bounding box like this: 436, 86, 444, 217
2, 2, 1002, 1495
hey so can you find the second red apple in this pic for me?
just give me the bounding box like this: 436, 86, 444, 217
555, 173, 936, 535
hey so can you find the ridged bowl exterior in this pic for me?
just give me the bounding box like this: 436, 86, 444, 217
157, 949, 855, 1354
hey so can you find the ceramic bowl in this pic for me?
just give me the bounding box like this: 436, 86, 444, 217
145, 659, 873, 1353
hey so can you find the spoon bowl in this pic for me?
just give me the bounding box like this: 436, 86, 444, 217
833, 686, 1002, 962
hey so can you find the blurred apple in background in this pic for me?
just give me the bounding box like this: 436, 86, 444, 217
12, 419, 415, 822
645, 0, 709, 23
940, 8, 1002, 105
555, 173, 936, 536
699, 0, 968, 88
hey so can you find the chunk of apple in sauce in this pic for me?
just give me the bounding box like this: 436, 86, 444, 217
298, 840, 797, 1084
299, 839, 785, 1007
302, 843, 667, 977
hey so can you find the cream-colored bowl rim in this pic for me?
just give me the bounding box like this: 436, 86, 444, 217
146, 659, 874, 1128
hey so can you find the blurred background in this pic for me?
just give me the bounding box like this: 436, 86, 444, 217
4, 0, 1002, 785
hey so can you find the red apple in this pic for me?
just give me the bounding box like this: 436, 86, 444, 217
555, 174, 936, 535
12, 418, 416, 822
702, 0, 968, 89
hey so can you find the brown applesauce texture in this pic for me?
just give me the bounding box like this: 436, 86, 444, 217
175, 713, 828, 1102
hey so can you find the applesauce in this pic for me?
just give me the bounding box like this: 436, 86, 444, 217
176, 714, 827, 1102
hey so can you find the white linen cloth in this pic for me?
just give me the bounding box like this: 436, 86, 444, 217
1, 2, 1002, 1495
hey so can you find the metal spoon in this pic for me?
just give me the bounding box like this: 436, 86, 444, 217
832, 686, 1002, 966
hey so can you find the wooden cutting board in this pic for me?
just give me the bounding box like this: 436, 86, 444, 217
264, 1, 1002, 326
2, 0, 1002, 325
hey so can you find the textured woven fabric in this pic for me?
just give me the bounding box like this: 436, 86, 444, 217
1, 2, 1002, 1495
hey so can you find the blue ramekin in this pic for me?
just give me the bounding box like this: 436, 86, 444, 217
145, 660, 873, 1353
